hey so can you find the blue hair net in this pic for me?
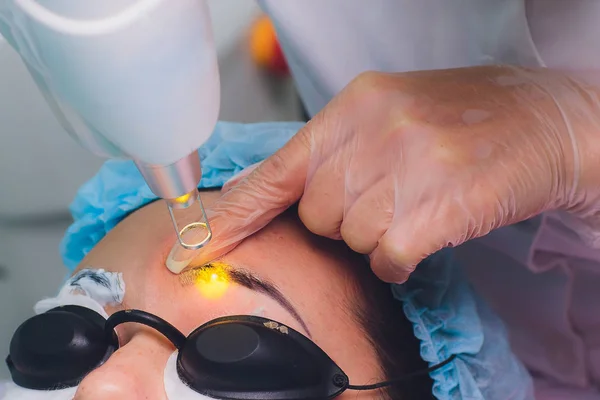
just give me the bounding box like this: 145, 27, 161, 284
60, 121, 534, 399
394, 250, 534, 399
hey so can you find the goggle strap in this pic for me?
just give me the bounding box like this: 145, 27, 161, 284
345, 354, 457, 391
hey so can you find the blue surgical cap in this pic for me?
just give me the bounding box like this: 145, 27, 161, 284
395, 250, 534, 399
60, 121, 534, 399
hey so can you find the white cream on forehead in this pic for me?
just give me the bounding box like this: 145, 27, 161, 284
62, 268, 125, 304
34, 268, 125, 318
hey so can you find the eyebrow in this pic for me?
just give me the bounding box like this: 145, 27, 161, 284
180, 264, 311, 337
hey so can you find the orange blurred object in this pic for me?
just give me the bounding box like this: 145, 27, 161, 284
249, 15, 289, 75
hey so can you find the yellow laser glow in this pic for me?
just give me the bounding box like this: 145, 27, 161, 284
174, 192, 192, 204
192, 262, 230, 300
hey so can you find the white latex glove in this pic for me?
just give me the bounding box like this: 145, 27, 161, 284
194, 66, 600, 283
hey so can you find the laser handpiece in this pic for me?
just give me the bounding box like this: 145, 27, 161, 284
136, 153, 212, 251
0, 0, 220, 254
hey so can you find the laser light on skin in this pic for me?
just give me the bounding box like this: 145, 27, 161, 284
180, 262, 231, 300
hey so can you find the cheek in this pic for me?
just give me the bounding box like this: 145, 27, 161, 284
164, 353, 214, 400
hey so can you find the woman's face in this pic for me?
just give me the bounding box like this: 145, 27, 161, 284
71, 190, 382, 399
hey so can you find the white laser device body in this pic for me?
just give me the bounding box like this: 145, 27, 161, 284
0, 0, 220, 250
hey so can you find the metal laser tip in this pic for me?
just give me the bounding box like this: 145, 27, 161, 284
167, 190, 212, 251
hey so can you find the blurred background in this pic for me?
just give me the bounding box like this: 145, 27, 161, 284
0, 0, 302, 379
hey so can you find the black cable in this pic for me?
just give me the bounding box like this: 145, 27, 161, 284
105, 309, 187, 350
346, 354, 457, 391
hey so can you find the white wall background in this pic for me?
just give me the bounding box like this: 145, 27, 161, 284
0, 0, 301, 380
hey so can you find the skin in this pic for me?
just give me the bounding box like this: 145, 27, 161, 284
71, 190, 383, 400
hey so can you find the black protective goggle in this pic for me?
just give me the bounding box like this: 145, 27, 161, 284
6, 305, 455, 399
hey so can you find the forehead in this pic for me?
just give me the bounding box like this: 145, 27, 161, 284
76, 190, 369, 326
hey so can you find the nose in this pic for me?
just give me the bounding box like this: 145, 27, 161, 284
74, 330, 173, 400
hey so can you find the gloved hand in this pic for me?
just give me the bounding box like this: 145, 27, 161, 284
197, 65, 600, 283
